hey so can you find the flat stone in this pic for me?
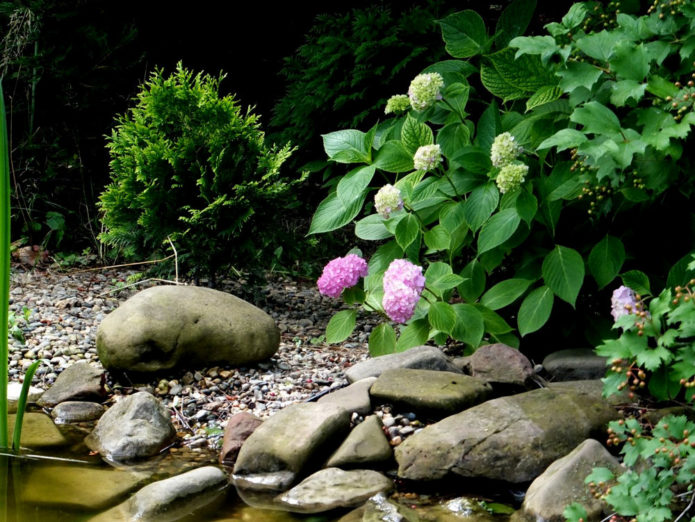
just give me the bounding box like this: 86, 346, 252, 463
395, 386, 618, 483
19, 464, 145, 511
8, 412, 70, 448
91, 466, 228, 522
96, 285, 280, 373
326, 415, 392, 468
7, 382, 43, 413
543, 349, 608, 381
275, 468, 392, 514
369, 368, 492, 417
84, 391, 176, 462
233, 402, 350, 491
51, 401, 106, 424
219, 412, 263, 466
463, 343, 534, 388
522, 439, 623, 521
345, 345, 460, 383
318, 377, 376, 415
37, 361, 106, 407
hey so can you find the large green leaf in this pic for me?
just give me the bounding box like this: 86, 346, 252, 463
495, 0, 537, 48
309, 191, 366, 234
477, 208, 521, 254
475, 100, 502, 151
396, 318, 429, 352
401, 114, 434, 155
326, 310, 357, 344
395, 213, 420, 250
336, 166, 376, 206
437, 122, 471, 158
610, 41, 650, 81
538, 129, 587, 151
428, 302, 457, 335
425, 262, 464, 297
542, 245, 584, 307
451, 303, 484, 346
424, 224, 451, 252
464, 182, 499, 231
610, 80, 647, 107
355, 214, 392, 241
439, 10, 489, 58
481, 48, 557, 102
621, 270, 651, 296
518, 285, 554, 336
369, 323, 397, 356
481, 278, 533, 310
322, 129, 371, 164
525, 85, 563, 112
458, 259, 486, 301
588, 235, 625, 289
570, 101, 621, 135
475, 304, 514, 334
444, 83, 470, 120
373, 141, 414, 173
575, 30, 621, 62
558, 61, 605, 92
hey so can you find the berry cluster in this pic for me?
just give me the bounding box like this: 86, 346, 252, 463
609, 359, 647, 399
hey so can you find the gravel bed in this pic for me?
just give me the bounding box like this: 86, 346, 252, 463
8, 264, 377, 450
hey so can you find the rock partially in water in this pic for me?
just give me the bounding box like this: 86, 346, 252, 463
275, 468, 392, 514
219, 412, 263, 467
369, 368, 492, 417
233, 402, 350, 491
521, 439, 622, 522
318, 377, 376, 415
19, 463, 146, 511
91, 465, 228, 522
96, 285, 280, 373
395, 385, 618, 483
37, 361, 106, 407
326, 415, 392, 468
345, 345, 460, 383
8, 412, 70, 448
51, 401, 106, 424
7, 381, 43, 413
85, 391, 175, 462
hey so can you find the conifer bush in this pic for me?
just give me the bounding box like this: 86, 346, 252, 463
99, 63, 298, 281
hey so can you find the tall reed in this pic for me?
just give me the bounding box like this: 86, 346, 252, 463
0, 78, 9, 451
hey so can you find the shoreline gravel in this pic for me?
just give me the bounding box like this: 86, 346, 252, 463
8, 263, 377, 450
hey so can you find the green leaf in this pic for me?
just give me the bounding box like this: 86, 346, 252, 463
610, 80, 647, 107
424, 225, 450, 252
444, 83, 470, 120
309, 191, 366, 234
481, 48, 557, 102
621, 270, 651, 296
401, 114, 433, 155
558, 61, 604, 93
459, 259, 486, 301
495, 0, 536, 48
561, 3, 588, 29
437, 122, 471, 158
481, 278, 533, 310
422, 60, 478, 86
518, 285, 554, 336
588, 235, 625, 289
542, 245, 584, 307
575, 30, 621, 62
526, 85, 563, 111
373, 141, 414, 173
515, 189, 538, 224
396, 318, 429, 352
646, 75, 680, 99
355, 214, 392, 241
395, 213, 420, 251
475, 100, 502, 151
570, 101, 621, 135
538, 128, 587, 151
322, 130, 371, 164
428, 302, 457, 335
342, 286, 365, 305
439, 10, 489, 58
563, 503, 589, 522
667, 252, 695, 289
451, 303, 484, 346
336, 166, 376, 206
369, 323, 397, 357
475, 304, 514, 334
609, 42, 650, 82
464, 182, 499, 232
326, 310, 357, 344
477, 208, 521, 254
452, 147, 492, 174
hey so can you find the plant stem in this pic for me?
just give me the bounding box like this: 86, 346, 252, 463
0, 78, 10, 450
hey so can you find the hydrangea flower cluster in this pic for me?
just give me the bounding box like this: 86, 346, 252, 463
408, 73, 444, 111
490, 132, 522, 168
496, 162, 528, 194
413, 144, 442, 172
317, 254, 368, 298
611, 285, 639, 321
382, 259, 425, 323
384, 94, 410, 115
374, 184, 403, 218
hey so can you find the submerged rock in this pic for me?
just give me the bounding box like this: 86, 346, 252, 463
84, 391, 175, 462
8, 412, 70, 448
7, 381, 43, 413
395, 385, 618, 483
96, 285, 280, 373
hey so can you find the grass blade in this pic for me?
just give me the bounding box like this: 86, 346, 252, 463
0, 79, 10, 450
11, 360, 39, 451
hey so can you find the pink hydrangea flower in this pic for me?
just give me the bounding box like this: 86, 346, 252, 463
317, 254, 368, 298
611, 285, 638, 321
382, 259, 425, 323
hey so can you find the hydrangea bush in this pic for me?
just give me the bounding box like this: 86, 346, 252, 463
310, 0, 695, 356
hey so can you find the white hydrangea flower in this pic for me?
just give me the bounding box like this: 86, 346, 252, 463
374, 184, 404, 218
413, 144, 442, 172
408, 73, 444, 111
384, 95, 410, 115
490, 132, 522, 168
496, 162, 528, 194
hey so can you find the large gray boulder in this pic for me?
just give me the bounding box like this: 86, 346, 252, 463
345, 345, 460, 383
395, 385, 618, 483
521, 439, 622, 522
233, 402, 350, 491
85, 391, 176, 462
96, 285, 279, 373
